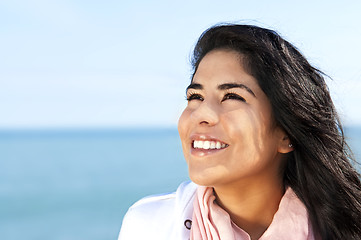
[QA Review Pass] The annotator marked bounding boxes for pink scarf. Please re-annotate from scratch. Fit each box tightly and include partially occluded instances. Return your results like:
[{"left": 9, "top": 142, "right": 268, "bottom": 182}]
[{"left": 190, "top": 186, "right": 316, "bottom": 240}]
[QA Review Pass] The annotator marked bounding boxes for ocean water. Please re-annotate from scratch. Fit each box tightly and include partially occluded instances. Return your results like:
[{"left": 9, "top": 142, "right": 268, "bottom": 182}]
[
  {"left": 0, "top": 127, "right": 360, "bottom": 240},
  {"left": 0, "top": 128, "right": 189, "bottom": 240}
]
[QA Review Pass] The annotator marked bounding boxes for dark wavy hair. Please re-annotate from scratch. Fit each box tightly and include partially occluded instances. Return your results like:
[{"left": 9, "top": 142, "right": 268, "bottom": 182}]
[{"left": 191, "top": 24, "right": 361, "bottom": 239}]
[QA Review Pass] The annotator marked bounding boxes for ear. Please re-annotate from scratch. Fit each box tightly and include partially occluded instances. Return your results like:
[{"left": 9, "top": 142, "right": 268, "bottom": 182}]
[{"left": 277, "top": 130, "right": 294, "bottom": 154}]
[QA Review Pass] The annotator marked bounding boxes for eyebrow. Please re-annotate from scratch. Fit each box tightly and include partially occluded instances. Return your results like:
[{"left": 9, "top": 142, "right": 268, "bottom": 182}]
[
  {"left": 186, "top": 83, "right": 203, "bottom": 91},
  {"left": 186, "top": 82, "right": 256, "bottom": 98},
  {"left": 218, "top": 83, "right": 256, "bottom": 97}
]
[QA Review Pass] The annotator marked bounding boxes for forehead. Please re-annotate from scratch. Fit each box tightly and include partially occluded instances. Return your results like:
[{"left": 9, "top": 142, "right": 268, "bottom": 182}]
[{"left": 192, "top": 50, "right": 260, "bottom": 91}]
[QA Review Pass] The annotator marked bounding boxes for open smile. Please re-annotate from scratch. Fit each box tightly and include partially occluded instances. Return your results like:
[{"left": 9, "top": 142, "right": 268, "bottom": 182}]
[
  {"left": 190, "top": 138, "right": 229, "bottom": 157},
  {"left": 192, "top": 140, "right": 229, "bottom": 150}
]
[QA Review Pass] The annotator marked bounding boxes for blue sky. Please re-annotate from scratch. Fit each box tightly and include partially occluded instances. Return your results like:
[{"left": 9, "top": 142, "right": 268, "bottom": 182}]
[{"left": 1, "top": 0, "right": 360, "bottom": 129}]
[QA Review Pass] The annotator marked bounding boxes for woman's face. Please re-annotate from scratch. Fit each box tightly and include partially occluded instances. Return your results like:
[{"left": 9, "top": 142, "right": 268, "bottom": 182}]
[{"left": 178, "top": 50, "right": 291, "bottom": 188}]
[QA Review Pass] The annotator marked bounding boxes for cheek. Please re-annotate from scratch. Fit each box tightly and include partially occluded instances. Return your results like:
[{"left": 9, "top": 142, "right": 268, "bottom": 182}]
[
  {"left": 178, "top": 108, "right": 191, "bottom": 142},
  {"left": 221, "top": 109, "right": 250, "bottom": 136},
  {"left": 222, "top": 109, "right": 266, "bottom": 151}
]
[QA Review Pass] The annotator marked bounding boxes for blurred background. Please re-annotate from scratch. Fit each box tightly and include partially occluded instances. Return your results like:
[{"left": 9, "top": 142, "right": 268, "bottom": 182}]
[{"left": 1, "top": 0, "right": 360, "bottom": 239}]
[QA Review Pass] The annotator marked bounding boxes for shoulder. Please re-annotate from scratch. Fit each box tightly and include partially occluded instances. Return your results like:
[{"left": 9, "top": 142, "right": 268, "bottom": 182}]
[
  {"left": 118, "top": 181, "right": 197, "bottom": 240},
  {"left": 261, "top": 187, "right": 317, "bottom": 240},
  {"left": 124, "top": 181, "right": 197, "bottom": 220}
]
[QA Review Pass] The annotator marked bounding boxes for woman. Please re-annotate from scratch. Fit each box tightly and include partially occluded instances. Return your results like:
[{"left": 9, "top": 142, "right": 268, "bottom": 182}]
[{"left": 119, "top": 24, "right": 361, "bottom": 240}]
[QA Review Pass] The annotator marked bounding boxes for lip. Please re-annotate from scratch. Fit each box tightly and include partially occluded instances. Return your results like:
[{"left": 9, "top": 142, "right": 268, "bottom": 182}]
[
  {"left": 189, "top": 133, "right": 229, "bottom": 157},
  {"left": 190, "top": 133, "right": 228, "bottom": 143}
]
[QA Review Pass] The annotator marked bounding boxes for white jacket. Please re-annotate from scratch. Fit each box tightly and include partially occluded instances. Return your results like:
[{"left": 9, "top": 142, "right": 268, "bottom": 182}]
[
  {"left": 119, "top": 181, "right": 316, "bottom": 240},
  {"left": 118, "top": 181, "right": 197, "bottom": 240}
]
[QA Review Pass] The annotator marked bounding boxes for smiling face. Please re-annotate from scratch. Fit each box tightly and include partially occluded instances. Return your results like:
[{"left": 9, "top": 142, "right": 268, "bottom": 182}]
[{"left": 178, "top": 50, "right": 292, "bottom": 188}]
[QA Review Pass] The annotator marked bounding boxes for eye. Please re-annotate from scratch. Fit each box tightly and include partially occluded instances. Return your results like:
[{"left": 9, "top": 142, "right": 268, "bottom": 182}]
[
  {"left": 222, "top": 93, "right": 246, "bottom": 102},
  {"left": 186, "top": 93, "right": 204, "bottom": 101}
]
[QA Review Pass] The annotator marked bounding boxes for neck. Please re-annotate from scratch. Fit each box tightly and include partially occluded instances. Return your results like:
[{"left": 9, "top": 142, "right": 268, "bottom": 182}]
[{"left": 213, "top": 177, "right": 284, "bottom": 240}]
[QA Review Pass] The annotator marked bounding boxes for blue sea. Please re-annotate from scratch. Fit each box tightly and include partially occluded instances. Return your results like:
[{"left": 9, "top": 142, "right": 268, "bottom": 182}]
[{"left": 1, "top": 127, "right": 360, "bottom": 240}]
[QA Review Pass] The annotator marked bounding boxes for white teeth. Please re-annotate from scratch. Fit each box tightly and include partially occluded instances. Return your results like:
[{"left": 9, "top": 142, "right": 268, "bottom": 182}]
[
  {"left": 203, "top": 141, "right": 210, "bottom": 149},
  {"left": 193, "top": 140, "right": 228, "bottom": 150}
]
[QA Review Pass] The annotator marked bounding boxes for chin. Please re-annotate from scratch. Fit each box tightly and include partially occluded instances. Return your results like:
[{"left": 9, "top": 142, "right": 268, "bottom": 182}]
[{"left": 188, "top": 168, "right": 220, "bottom": 187}]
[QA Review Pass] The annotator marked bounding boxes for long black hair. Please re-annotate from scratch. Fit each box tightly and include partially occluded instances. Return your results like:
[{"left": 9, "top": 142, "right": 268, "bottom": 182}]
[{"left": 191, "top": 24, "right": 361, "bottom": 239}]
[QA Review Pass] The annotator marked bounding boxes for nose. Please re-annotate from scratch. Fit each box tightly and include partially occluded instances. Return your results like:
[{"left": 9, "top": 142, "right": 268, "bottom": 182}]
[{"left": 191, "top": 101, "right": 219, "bottom": 126}]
